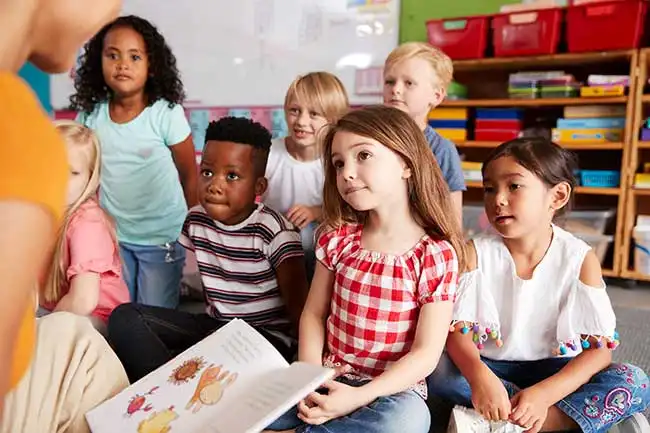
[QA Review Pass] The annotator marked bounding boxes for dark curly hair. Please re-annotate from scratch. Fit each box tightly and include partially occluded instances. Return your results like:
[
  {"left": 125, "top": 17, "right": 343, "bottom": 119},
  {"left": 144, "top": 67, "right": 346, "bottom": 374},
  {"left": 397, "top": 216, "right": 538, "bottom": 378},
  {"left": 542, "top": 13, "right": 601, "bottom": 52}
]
[
  {"left": 70, "top": 15, "right": 185, "bottom": 113},
  {"left": 204, "top": 117, "right": 272, "bottom": 177}
]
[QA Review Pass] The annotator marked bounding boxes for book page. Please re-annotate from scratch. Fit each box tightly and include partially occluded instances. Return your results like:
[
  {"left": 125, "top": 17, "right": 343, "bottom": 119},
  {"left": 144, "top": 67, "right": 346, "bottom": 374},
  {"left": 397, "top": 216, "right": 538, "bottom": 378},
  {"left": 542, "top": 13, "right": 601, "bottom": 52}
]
[
  {"left": 205, "top": 362, "right": 335, "bottom": 433},
  {"left": 86, "top": 319, "right": 289, "bottom": 433}
]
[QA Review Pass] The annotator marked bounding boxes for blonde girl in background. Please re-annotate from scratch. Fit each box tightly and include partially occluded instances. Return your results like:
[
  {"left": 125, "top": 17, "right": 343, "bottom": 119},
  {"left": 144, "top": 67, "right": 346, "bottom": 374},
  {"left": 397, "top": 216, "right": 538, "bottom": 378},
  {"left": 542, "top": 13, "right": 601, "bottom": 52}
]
[
  {"left": 262, "top": 71, "right": 349, "bottom": 280},
  {"left": 39, "top": 121, "right": 130, "bottom": 334},
  {"left": 265, "top": 105, "right": 464, "bottom": 433}
]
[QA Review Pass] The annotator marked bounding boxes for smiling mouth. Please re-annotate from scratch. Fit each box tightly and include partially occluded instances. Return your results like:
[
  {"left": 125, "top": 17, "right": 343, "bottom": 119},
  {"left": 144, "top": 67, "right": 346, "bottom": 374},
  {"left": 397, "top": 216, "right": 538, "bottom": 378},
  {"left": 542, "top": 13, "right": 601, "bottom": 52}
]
[
  {"left": 345, "top": 187, "right": 366, "bottom": 195},
  {"left": 114, "top": 74, "right": 131, "bottom": 80}
]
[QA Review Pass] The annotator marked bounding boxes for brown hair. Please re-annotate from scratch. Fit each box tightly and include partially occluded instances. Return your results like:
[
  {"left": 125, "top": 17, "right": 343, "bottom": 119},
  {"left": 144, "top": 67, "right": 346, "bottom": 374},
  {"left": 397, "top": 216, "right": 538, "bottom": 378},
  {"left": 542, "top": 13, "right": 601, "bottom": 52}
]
[
  {"left": 482, "top": 137, "right": 579, "bottom": 217},
  {"left": 384, "top": 42, "right": 454, "bottom": 90},
  {"left": 284, "top": 71, "right": 350, "bottom": 123},
  {"left": 320, "top": 105, "right": 465, "bottom": 269},
  {"left": 42, "top": 120, "right": 118, "bottom": 304}
]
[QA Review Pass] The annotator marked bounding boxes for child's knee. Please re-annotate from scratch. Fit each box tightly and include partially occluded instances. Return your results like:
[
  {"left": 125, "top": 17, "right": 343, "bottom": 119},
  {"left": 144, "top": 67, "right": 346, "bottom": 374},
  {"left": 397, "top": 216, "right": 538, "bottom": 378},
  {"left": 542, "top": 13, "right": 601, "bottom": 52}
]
[
  {"left": 379, "top": 393, "right": 430, "bottom": 433},
  {"left": 107, "top": 303, "right": 140, "bottom": 337}
]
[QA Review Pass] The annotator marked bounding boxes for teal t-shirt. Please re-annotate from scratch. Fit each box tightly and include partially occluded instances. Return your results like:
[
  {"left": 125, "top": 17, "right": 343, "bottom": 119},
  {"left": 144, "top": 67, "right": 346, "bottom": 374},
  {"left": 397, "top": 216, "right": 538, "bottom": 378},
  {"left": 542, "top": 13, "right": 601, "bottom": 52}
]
[{"left": 77, "top": 99, "right": 191, "bottom": 245}]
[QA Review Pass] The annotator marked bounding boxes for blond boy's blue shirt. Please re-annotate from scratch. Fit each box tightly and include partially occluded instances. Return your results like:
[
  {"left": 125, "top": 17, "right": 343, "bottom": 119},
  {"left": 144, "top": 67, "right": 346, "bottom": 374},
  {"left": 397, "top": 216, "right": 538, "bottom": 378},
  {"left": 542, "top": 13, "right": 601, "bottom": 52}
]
[
  {"left": 424, "top": 125, "right": 466, "bottom": 192},
  {"left": 77, "top": 99, "right": 191, "bottom": 245}
]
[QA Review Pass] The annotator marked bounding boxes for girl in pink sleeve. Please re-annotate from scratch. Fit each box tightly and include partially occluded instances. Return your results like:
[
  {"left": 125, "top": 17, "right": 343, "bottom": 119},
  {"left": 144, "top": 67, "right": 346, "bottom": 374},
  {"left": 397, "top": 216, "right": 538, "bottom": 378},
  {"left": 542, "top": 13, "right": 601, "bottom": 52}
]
[{"left": 39, "top": 121, "right": 129, "bottom": 332}]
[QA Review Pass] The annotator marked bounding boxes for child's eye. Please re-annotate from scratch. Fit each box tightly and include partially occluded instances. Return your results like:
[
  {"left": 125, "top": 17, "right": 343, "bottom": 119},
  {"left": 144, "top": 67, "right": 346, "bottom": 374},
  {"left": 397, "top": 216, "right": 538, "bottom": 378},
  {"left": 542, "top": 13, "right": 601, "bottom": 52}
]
[
  {"left": 384, "top": 79, "right": 395, "bottom": 86},
  {"left": 509, "top": 183, "right": 522, "bottom": 191},
  {"left": 483, "top": 186, "right": 494, "bottom": 194},
  {"left": 288, "top": 108, "right": 300, "bottom": 115},
  {"left": 226, "top": 172, "right": 240, "bottom": 181},
  {"left": 309, "top": 111, "right": 321, "bottom": 118},
  {"left": 106, "top": 52, "right": 118, "bottom": 60},
  {"left": 70, "top": 170, "right": 80, "bottom": 176},
  {"left": 201, "top": 169, "right": 213, "bottom": 178},
  {"left": 405, "top": 80, "right": 414, "bottom": 87},
  {"left": 132, "top": 54, "right": 142, "bottom": 61},
  {"left": 358, "top": 151, "right": 371, "bottom": 161},
  {"left": 332, "top": 160, "right": 344, "bottom": 170}
]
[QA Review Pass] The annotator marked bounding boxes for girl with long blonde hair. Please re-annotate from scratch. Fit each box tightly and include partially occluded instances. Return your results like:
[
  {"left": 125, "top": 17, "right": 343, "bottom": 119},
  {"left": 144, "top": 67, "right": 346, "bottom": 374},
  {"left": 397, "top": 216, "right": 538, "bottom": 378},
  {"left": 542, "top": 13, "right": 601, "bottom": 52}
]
[
  {"left": 40, "top": 120, "right": 129, "bottom": 331},
  {"left": 265, "top": 105, "right": 464, "bottom": 433}
]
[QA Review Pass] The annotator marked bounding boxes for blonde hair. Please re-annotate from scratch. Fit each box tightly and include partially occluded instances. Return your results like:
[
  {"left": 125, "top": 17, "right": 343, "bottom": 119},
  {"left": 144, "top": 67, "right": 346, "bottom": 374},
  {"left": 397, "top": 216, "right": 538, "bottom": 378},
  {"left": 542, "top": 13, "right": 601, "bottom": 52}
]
[
  {"left": 284, "top": 72, "right": 350, "bottom": 123},
  {"left": 42, "top": 120, "right": 115, "bottom": 304},
  {"left": 385, "top": 42, "right": 454, "bottom": 90},
  {"left": 320, "top": 105, "right": 465, "bottom": 269}
]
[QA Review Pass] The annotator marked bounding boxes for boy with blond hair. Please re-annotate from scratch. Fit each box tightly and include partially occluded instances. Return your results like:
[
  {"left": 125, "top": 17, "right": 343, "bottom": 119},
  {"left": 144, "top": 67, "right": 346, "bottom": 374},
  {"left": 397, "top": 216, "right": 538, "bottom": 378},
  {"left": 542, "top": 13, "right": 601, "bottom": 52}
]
[{"left": 384, "top": 42, "right": 465, "bottom": 223}]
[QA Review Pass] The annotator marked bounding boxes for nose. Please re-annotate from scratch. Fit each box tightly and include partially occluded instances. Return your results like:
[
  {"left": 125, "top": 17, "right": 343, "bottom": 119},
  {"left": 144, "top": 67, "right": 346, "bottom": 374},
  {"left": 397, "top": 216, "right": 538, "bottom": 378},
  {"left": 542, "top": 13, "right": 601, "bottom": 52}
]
[
  {"left": 391, "top": 81, "right": 403, "bottom": 96},
  {"left": 207, "top": 177, "right": 224, "bottom": 195},
  {"left": 296, "top": 110, "right": 309, "bottom": 126},
  {"left": 341, "top": 162, "right": 357, "bottom": 181},
  {"left": 117, "top": 59, "right": 129, "bottom": 71},
  {"left": 495, "top": 190, "right": 508, "bottom": 207}
]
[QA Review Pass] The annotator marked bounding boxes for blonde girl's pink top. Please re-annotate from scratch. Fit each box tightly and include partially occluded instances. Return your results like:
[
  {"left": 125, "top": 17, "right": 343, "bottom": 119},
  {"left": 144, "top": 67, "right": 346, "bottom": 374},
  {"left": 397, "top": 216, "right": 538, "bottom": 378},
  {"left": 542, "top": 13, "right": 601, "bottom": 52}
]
[{"left": 43, "top": 199, "right": 130, "bottom": 322}]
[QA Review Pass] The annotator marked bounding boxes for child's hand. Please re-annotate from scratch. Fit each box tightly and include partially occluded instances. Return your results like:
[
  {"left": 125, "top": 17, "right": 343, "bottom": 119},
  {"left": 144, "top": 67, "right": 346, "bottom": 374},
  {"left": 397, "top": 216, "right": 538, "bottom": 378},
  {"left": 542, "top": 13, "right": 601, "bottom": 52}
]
[
  {"left": 287, "top": 205, "right": 317, "bottom": 229},
  {"left": 509, "top": 387, "right": 550, "bottom": 433},
  {"left": 470, "top": 364, "right": 512, "bottom": 421},
  {"left": 297, "top": 380, "right": 370, "bottom": 425}
]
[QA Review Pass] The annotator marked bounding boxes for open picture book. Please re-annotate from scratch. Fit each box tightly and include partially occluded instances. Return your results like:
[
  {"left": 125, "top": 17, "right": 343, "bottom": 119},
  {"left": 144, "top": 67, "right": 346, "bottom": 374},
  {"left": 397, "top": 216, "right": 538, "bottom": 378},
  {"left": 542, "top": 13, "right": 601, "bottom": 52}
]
[{"left": 86, "top": 318, "right": 335, "bottom": 433}]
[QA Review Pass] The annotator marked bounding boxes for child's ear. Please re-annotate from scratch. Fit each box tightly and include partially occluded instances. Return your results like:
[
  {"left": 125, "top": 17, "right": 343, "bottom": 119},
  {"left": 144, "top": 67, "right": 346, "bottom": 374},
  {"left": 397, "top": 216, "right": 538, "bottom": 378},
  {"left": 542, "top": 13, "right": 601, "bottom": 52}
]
[
  {"left": 430, "top": 85, "right": 447, "bottom": 108},
  {"left": 550, "top": 181, "right": 571, "bottom": 212},
  {"left": 255, "top": 177, "right": 268, "bottom": 197},
  {"left": 402, "top": 166, "right": 412, "bottom": 179}
]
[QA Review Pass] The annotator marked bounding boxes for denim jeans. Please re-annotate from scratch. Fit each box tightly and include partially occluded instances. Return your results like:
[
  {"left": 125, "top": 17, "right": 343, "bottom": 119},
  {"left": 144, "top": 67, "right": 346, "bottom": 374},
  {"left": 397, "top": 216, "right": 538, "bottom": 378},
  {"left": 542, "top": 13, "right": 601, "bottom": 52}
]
[
  {"left": 107, "top": 303, "right": 296, "bottom": 383},
  {"left": 119, "top": 240, "right": 185, "bottom": 308},
  {"left": 266, "top": 377, "right": 431, "bottom": 433},
  {"left": 427, "top": 354, "right": 650, "bottom": 433},
  {"left": 301, "top": 222, "right": 317, "bottom": 283}
]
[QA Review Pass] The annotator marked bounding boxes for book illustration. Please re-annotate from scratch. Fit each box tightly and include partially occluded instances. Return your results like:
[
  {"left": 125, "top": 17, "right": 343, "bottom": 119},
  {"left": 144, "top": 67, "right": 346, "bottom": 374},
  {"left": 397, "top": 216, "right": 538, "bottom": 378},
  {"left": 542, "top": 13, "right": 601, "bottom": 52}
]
[
  {"left": 125, "top": 386, "right": 159, "bottom": 417},
  {"left": 168, "top": 356, "right": 207, "bottom": 386},
  {"left": 185, "top": 364, "right": 238, "bottom": 414},
  {"left": 136, "top": 406, "right": 179, "bottom": 433}
]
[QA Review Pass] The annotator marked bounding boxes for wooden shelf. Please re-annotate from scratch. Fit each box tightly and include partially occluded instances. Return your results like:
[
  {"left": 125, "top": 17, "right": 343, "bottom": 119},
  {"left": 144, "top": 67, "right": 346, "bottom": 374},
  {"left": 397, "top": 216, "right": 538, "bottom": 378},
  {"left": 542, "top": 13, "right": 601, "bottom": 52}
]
[
  {"left": 441, "top": 97, "right": 627, "bottom": 107},
  {"left": 621, "top": 271, "right": 650, "bottom": 282},
  {"left": 638, "top": 142, "right": 650, "bottom": 149},
  {"left": 641, "top": 95, "right": 650, "bottom": 103},
  {"left": 602, "top": 268, "right": 617, "bottom": 278},
  {"left": 456, "top": 141, "right": 624, "bottom": 150},
  {"left": 465, "top": 181, "right": 621, "bottom": 195},
  {"left": 633, "top": 188, "right": 650, "bottom": 196},
  {"left": 453, "top": 51, "right": 635, "bottom": 71}
]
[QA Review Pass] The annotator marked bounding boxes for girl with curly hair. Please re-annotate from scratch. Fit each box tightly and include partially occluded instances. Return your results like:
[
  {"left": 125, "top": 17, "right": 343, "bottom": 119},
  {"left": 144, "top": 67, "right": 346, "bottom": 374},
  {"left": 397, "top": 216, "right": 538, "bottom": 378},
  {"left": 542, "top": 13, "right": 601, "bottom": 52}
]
[{"left": 71, "top": 15, "right": 198, "bottom": 309}]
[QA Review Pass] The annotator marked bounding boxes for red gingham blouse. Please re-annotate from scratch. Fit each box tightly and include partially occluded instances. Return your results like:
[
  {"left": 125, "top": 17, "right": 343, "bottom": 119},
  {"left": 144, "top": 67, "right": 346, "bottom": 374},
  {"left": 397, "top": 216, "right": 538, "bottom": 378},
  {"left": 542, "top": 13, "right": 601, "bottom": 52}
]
[{"left": 316, "top": 223, "right": 459, "bottom": 398}]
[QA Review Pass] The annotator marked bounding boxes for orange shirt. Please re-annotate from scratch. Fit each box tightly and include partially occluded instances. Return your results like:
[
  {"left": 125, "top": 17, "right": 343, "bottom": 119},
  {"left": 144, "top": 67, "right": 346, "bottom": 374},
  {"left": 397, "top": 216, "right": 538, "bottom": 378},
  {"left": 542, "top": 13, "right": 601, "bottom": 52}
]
[{"left": 0, "top": 72, "right": 67, "bottom": 389}]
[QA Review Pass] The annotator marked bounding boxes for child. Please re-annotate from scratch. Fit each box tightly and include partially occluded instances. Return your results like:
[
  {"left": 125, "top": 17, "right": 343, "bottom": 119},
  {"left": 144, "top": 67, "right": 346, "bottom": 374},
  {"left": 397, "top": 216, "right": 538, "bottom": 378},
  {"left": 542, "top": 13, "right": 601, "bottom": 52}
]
[
  {"left": 262, "top": 71, "right": 349, "bottom": 280},
  {"left": 72, "top": 15, "right": 198, "bottom": 309},
  {"left": 427, "top": 138, "right": 650, "bottom": 433},
  {"left": 0, "top": 0, "right": 128, "bottom": 430},
  {"left": 264, "top": 105, "right": 465, "bottom": 433},
  {"left": 108, "top": 117, "right": 309, "bottom": 382},
  {"left": 39, "top": 121, "right": 130, "bottom": 334},
  {"left": 383, "top": 42, "right": 465, "bottom": 225}
]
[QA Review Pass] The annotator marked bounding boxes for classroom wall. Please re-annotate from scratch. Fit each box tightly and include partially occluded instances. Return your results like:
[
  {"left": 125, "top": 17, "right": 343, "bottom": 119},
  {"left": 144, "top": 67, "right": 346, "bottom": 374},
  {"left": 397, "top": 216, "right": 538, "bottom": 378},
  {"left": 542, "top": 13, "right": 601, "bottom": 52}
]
[{"left": 399, "top": 0, "right": 521, "bottom": 43}]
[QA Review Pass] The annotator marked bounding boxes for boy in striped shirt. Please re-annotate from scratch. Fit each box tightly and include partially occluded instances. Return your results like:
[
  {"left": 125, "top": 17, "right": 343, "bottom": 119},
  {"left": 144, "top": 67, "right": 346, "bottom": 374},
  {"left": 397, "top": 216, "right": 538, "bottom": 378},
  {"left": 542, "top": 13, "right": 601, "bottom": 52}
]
[{"left": 107, "top": 117, "right": 309, "bottom": 382}]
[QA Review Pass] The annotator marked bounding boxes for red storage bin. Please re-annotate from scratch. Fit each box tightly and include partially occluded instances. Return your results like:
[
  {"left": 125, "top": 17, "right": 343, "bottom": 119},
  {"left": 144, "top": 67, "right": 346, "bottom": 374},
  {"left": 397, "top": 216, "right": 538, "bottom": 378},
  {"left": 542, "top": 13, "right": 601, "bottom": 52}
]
[
  {"left": 492, "top": 8, "right": 563, "bottom": 57},
  {"left": 475, "top": 129, "right": 521, "bottom": 141},
  {"left": 567, "top": 0, "right": 647, "bottom": 52},
  {"left": 475, "top": 119, "right": 523, "bottom": 130},
  {"left": 426, "top": 16, "right": 490, "bottom": 60}
]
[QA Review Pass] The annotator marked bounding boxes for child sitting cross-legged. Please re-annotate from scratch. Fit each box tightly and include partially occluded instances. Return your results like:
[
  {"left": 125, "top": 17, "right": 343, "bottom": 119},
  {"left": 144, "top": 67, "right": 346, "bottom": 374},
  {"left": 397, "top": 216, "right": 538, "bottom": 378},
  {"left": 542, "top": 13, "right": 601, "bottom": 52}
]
[{"left": 108, "top": 117, "right": 309, "bottom": 382}]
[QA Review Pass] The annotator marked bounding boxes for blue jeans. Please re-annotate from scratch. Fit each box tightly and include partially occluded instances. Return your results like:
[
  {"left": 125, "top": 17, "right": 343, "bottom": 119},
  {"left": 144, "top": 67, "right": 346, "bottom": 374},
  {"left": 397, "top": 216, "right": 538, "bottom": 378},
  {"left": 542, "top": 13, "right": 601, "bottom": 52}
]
[
  {"left": 266, "top": 377, "right": 430, "bottom": 433},
  {"left": 301, "top": 222, "right": 317, "bottom": 283},
  {"left": 119, "top": 241, "right": 185, "bottom": 309},
  {"left": 427, "top": 354, "right": 650, "bottom": 433}
]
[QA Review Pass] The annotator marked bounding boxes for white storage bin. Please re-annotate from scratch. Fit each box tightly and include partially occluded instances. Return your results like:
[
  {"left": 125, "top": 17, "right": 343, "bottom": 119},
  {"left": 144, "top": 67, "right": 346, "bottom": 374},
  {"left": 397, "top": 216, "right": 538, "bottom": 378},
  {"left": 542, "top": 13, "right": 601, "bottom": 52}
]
[{"left": 633, "top": 226, "right": 650, "bottom": 276}]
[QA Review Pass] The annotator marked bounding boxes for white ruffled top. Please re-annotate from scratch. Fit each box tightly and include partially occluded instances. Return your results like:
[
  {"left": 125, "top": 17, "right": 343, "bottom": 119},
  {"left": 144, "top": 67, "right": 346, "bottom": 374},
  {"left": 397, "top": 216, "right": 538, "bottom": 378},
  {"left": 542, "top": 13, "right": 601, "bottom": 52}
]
[{"left": 452, "top": 225, "right": 618, "bottom": 361}]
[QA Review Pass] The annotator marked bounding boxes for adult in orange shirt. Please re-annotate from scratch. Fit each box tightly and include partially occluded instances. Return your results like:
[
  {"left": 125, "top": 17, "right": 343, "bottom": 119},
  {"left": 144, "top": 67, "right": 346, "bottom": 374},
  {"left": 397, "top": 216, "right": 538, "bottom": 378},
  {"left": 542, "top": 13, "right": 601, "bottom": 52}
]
[{"left": 0, "top": 0, "right": 128, "bottom": 432}]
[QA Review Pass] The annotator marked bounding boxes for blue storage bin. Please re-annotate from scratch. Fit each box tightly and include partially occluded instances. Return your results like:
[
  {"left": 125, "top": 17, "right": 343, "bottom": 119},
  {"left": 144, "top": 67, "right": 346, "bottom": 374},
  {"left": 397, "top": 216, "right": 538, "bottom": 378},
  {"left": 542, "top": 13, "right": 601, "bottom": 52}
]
[
  {"left": 580, "top": 170, "right": 620, "bottom": 188},
  {"left": 428, "top": 119, "right": 467, "bottom": 128},
  {"left": 557, "top": 117, "right": 626, "bottom": 129},
  {"left": 475, "top": 108, "right": 524, "bottom": 120}
]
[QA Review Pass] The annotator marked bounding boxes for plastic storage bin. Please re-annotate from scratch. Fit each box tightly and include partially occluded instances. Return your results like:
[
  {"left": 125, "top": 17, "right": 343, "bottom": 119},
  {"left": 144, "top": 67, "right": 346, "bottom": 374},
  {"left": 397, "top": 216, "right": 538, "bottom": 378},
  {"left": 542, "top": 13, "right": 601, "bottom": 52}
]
[
  {"left": 633, "top": 226, "right": 650, "bottom": 275},
  {"left": 492, "top": 8, "right": 563, "bottom": 57},
  {"left": 562, "top": 209, "right": 616, "bottom": 235},
  {"left": 567, "top": 0, "right": 648, "bottom": 53},
  {"left": 573, "top": 233, "right": 613, "bottom": 264},
  {"left": 426, "top": 15, "right": 490, "bottom": 60},
  {"left": 462, "top": 204, "right": 494, "bottom": 238},
  {"left": 579, "top": 170, "right": 620, "bottom": 188}
]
